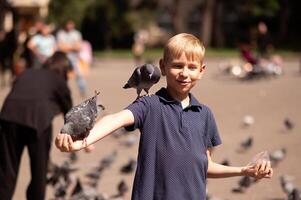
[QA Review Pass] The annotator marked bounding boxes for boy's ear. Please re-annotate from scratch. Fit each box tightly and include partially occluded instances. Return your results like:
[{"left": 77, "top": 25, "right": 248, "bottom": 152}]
[
  {"left": 198, "top": 64, "right": 206, "bottom": 79},
  {"left": 159, "top": 59, "right": 166, "bottom": 76}
]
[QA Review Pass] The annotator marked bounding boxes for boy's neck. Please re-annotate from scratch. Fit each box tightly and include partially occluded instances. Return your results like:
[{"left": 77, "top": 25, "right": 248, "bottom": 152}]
[
  {"left": 180, "top": 96, "right": 190, "bottom": 109},
  {"left": 166, "top": 87, "right": 190, "bottom": 108}
]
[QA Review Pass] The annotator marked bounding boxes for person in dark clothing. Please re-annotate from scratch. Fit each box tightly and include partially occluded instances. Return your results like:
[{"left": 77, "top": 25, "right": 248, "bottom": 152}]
[
  {"left": 0, "top": 51, "right": 73, "bottom": 200},
  {"left": 257, "top": 21, "right": 272, "bottom": 58},
  {"left": 0, "top": 28, "right": 18, "bottom": 86}
]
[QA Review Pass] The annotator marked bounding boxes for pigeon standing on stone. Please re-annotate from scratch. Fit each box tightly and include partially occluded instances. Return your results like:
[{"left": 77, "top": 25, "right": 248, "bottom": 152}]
[
  {"left": 123, "top": 63, "right": 161, "bottom": 98},
  {"left": 60, "top": 91, "right": 105, "bottom": 145}
]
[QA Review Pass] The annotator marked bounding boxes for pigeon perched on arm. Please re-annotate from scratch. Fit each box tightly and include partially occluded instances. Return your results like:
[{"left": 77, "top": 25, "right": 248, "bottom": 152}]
[
  {"left": 123, "top": 63, "right": 161, "bottom": 98},
  {"left": 60, "top": 91, "right": 105, "bottom": 146}
]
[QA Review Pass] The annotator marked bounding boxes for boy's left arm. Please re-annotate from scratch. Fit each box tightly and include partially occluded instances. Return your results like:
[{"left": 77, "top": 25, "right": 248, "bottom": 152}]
[{"left": 206, "top": 148, "right": 273, "bottom": 179}]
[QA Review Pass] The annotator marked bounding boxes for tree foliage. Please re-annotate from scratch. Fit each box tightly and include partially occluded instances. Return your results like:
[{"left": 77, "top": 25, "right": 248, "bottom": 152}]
[
  {"left": 45, "top": 0, "right": 299, "bottom": 49},
  {"left": 47, "top": 0, "right": 91, "bottom": 27}
]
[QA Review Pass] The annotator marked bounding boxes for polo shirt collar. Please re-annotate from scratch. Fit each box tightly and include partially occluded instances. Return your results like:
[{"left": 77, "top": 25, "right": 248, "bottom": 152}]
[{"left": 156, "top": 88, "right": 202, "bottom": 109}]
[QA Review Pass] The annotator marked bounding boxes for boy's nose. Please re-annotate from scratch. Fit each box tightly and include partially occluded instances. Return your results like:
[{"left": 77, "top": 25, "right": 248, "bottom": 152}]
[{"left": 180, "top": 67, "right": 189, "bottom": 77}]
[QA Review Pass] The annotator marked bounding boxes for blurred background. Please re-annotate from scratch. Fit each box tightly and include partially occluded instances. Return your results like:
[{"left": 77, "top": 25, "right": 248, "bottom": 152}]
[
  {"left": 0, "top": 0, "right": 301, "bottom": 200},
  {"left": 1, "top": 0, "right": 301, "bottom": 51}
]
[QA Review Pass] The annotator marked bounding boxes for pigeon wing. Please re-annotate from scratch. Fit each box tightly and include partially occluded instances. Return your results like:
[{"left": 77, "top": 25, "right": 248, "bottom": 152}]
[
  {"left": 152, "top": 65, "right": 161, "bottom": 83},
  {"left": 124, "top": 66, "right": 141, "bottom": 88}
]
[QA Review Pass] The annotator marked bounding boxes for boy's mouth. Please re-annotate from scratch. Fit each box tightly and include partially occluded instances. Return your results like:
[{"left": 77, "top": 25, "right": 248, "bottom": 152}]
[{"left": 177, "top": 80, "right": 191, "bottom": 85}]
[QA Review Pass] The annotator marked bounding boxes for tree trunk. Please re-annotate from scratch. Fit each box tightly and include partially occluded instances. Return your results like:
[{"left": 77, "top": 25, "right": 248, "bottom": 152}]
[
  {"left": 172, "top": 0, "right": 187, "bottom": 33},
  {"left": 277, "top": 0, "right": 289, "bottom": 44},
  {"left": 201, "top": 0, "right": 216, "bottom": 46},
  {"left": 213, "top": 0, "right": 224, "bottom": 47}
]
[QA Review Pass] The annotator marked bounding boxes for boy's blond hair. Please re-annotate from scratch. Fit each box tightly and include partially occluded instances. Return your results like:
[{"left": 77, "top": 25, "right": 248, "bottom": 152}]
[{"left": 163, "top": 33, "right": 205, "bottom": 64}]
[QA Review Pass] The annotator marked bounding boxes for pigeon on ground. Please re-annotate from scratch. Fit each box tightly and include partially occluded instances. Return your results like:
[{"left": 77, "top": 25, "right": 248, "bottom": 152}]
[
  {"left": 111, "top": 180, "right": 128, "bottom": 198},
  {"left": 239, "top": 136, "right": 253, "bottom": 151},
  {"left": 284, "top": 117, "right": 295, "bottom": 131},
  {"left": 61, "top": 91, "right": 105, "bottom": 145},
  {"left": 54, "top": 183, "right": 67, "bottom": 198},
  {"left": 112, "top": 127, "right": 129, "bottom": 138},
  {"left": 47, "top": 161, "right": 78, "bottom": 187},
  {"left": 71, "top": 178, "right": 83, "bottom": 197},
  {"left": 99, "top": 150, "right": 118, "bottom": 169},
  {"left": 121, "top": 134, "right": 138, "bottom": 147},
  {"left": 280, "top": 175, "right": 295, "bottom": 195},
  {"left": 86, "top": 170, "right": 101, "bottom": 181},
  {"left": 68, "top": 152, "right": 78, "bottom": 163},
  {"left": 70, "top": 178, "right": 106, "bottom": 200},
  {"left": 220, "top": 159, "right": 230, "bottom": 166},
  {"left": 232, "top": 176, "right": 253, "bottom": 193},
  {"left": 117, "top": 180, "right": 128, "bottom": 197},
  {"left": 270, "top": 148, "right": 286, "bottom": 166},
  {"left": 288, "top": 188, "right": 301, "bottom": 200},
  {"left": 242, "top": 115, "right": 255, "bottom": 127},
  {"left": 123, "top": 63, "right": 161, "bottom": 98},
  {"left": 120, "top": 158, "right": 137, "bottom": 174}
]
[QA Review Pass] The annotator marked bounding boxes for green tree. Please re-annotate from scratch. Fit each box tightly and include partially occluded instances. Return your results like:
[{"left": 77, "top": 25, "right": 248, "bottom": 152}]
[
  {"left": 81, "top": 0, "right": 133, "bottom": 49},
  {"left": 47, "top": 0, "right": 92, "bottom": 27}
]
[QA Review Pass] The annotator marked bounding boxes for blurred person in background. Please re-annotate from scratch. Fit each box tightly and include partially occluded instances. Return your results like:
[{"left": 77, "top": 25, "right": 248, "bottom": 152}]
[
  {"left": 57, "top": 20, "right": 87, "bottom": 97},
  {"left": 0, "top": 51, "right": 73, "bottom": 200},
  {"left": 132, "top": 29, "right": 149, "bottom": 66},
  {"left": 256, "top": 21, "right": 272, "bottom": 59},
  {"left": 21, "top": 20, "right": 46, "bottom": 70},
  {"left": 27, "top": 23, "right": 57, "bottom": 68},
  {"left": 0, "top": 27, "right": 18, "bottom": 86}
]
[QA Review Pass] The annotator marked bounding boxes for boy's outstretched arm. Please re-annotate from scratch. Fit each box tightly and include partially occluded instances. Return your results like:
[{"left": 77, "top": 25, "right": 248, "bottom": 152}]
[
  {"left": 55, "top": 109, "right": 134, "bottom": 152},
  {"left": 206, "top": 148, "right": 273, "bottom": 179}
]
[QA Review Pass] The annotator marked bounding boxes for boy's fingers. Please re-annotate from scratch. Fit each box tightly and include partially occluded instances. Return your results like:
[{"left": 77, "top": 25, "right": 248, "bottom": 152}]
[
  {"left": 264, "top": 161, "right": 272, "bottom": 174},
  {"left": 55, "top": 134, "right": 64, "bottom": 149},
  {"left": 258, "top": 160, "right": 266, "bottom": 174},
  {"left": 68, "top": 136, "right": 73, "bottom": 150},
  {"left": 62, "top": 135, "right": 70, "bottom": 152},
  {"left": 266, "top": 167, "right": 273, "bottom": 178}
]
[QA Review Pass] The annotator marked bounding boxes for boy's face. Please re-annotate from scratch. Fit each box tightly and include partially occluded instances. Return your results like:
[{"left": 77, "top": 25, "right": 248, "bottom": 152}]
[{"left": 160, "top": 52, "right": 205, "bottom": 98}]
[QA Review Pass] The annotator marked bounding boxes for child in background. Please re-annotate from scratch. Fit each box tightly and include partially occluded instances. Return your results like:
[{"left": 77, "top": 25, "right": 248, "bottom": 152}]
[{"left": 55, "top": 33, "right": 273, "bottom": 200}]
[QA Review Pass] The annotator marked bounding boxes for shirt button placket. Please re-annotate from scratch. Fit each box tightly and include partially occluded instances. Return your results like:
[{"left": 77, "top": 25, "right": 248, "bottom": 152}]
[{"left": 180, "top": 109, "right": 188, "bottom": 134}]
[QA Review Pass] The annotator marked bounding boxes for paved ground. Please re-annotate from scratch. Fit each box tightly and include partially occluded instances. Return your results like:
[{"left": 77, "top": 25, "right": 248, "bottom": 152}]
[{"left": 1, "top": 56, "right": 300, "bottom": 200}]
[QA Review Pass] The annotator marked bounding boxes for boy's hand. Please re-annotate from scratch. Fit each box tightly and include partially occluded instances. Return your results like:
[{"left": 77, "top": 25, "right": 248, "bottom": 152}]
[
  {"left": 55, "top": 133, "right": 84, "bottom": 152},
  {"left": 242, "top": 159, "right": 273, "bottom": 179}
]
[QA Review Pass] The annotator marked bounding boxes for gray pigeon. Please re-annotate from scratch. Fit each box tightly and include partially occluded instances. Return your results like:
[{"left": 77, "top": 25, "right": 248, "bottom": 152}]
[
  {"left": 123, "top": 63, "right": 161, "bottom": 98},
  {"left": 60, "top": 91, "right": 105, "bottom": 143}
]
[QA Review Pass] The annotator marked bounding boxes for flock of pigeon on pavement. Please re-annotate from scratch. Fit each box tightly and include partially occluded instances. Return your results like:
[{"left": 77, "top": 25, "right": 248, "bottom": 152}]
[
  {"left": 46, "top": 63, "right": 300, "bottom": 199},
  {"left": 206, "top": 115, "right": 300, "bottom": 200}
]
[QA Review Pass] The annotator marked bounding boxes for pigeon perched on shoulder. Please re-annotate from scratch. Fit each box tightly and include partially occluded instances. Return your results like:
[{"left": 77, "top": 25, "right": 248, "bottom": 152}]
[
  {"left": 123, "top": 63, "right": 161, "bottom": 98},
  {"left": 60, "top": 91, "right": 105, "bottom": 145}
]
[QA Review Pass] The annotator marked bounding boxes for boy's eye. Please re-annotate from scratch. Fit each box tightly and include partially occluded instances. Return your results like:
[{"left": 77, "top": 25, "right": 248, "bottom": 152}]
[
  {"left": 172, "top": 64, "right": 183, "bottom": 69},
  {"left": 188, "top": 65, "right": 198, "bottom": 70}
]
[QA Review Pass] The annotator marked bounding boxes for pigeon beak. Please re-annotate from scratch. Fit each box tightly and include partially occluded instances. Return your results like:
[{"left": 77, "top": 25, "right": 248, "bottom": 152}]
[{"left": 149, "top": 74, "right": 152, "bottom": 79}]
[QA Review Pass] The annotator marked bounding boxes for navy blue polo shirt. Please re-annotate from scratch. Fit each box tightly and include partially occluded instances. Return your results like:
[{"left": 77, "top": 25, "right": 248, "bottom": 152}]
[{"left": 125, "top": 88, "right": 221, "bottom": 200}]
